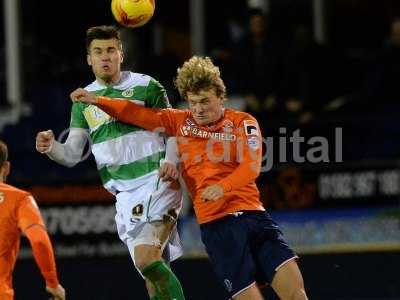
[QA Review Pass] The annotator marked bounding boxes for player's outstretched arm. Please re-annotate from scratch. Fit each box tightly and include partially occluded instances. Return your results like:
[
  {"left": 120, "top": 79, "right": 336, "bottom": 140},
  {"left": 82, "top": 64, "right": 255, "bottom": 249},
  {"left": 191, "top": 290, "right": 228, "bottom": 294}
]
[
  {"left": 36, "top": 128, "right": 88, "bottom": 168},
  {"left": 70, "top": 88, "right": 177, "bottom": 135},
  {"left": 25, "top": 225, "right": 66, "bottom": 299}
]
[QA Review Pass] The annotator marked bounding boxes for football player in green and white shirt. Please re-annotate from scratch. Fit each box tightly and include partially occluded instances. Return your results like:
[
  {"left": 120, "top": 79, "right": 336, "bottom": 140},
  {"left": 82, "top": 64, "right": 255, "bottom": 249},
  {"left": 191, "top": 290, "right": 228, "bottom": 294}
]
[{"left": 35, "top": 26, "right": 185, "bottom": 300}]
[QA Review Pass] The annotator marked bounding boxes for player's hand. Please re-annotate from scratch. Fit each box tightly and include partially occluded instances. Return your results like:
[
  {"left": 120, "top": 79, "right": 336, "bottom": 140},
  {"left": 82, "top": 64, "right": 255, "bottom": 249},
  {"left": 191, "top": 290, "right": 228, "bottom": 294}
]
[
  {"left": 201, "top": 185, "right": 224, "bottom": 201},
  {"left": 159, "top": 161, "right": 179, "bottom": 182},
  {"left": 46, "top": 284, "right": 66, "bottom": 300},
  {"left": 70, "top": 88, "right": 97, "bottom": 104},
  {"left": 36, "top": 130, "right": 55, "bottom": 153}
]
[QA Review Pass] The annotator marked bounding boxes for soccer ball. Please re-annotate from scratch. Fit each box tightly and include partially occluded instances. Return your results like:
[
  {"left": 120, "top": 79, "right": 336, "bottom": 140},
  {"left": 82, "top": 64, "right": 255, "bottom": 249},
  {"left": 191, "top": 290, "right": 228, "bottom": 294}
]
[{"left": 111, "top": 0, "right": 155, "bottom": 28}]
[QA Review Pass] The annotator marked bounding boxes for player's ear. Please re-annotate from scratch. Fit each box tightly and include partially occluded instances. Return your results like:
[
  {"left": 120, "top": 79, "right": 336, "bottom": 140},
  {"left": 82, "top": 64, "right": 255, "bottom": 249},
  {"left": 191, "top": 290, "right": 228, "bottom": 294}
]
[
  {"left": 120, "top": 51, "right": 124, "bottom": 64},
  {"left": 1, "top": 161, "right": 10, "bottom": 181},
  {"left": 87, "top": 54, "right": 92, "bottom": 66}
]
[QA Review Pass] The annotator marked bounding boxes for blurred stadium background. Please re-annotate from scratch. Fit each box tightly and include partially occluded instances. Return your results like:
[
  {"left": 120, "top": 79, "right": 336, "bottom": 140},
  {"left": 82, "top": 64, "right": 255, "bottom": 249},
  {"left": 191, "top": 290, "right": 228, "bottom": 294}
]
[{"left": 2, "top": 0, "right": 400, "bottom": 299}]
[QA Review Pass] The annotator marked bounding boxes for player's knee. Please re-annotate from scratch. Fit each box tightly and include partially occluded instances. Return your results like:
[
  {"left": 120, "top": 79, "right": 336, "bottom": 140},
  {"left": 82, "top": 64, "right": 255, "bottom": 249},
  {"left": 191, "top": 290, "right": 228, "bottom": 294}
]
[
  {"left": 294, "top": 288, "right": 308, "bottom": 300},
  {"left": 134, "top": 245, "right": 162, "bottom": 271},
  {"left": 278, "top": 278, "right": 307, "bottom": 300},
  {"left": 289, "top": 288, "right": 308, "bottom": 300},
  {"left": 145, "top": 278, "right": 157, "bottom": 295}
]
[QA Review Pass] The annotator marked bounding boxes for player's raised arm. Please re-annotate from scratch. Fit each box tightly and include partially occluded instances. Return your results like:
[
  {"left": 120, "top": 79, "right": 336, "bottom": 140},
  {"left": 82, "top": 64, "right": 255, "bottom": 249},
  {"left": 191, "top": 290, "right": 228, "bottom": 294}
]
[
  {"left": 36, "top": 90, "right": 89, "bottom": 168},
  {"left": 36, "top": 128, "right": 88, "bottom": 168},
  {"left": 70, "top": 88, "right": 178, "bottom": 135}
]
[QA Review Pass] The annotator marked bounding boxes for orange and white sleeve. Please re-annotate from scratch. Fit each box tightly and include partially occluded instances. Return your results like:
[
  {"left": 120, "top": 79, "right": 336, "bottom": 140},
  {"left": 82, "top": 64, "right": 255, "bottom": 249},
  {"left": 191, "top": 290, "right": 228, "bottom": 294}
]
[
  {"left": 218, "top": 117, "right": 262, "bottom": 193},
  {"left": 96, "top": 96, "right": 181, "bottom": 136},
  {"left": 17, "top": 195, "right": 59, "bottom": 288}
]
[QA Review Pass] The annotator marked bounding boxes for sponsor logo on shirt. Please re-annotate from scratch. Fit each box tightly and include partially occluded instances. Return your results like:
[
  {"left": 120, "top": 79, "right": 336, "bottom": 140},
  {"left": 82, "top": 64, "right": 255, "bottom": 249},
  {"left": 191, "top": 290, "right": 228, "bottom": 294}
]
[
  {"left": 0, "top": 192, "right": 4, "bottom": 203},
  {"left": 131, "top": 204, "right": 143, "bottom": 217},
  {"left": 180, "top": 125, "right": 236, "bottom": 141},
  {"left": 83, "top": 106, "right": 111, "bottom": 129}
]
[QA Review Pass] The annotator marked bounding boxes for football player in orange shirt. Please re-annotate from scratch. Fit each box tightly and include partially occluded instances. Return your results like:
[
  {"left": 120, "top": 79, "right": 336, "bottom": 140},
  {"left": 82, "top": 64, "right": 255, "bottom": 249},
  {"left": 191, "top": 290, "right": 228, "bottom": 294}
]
[
  {"left": 70, "top": 56, "right": 308, "bottom": 300},
  {"left": 0, "top": 141, "right": 65, "bottom": 300}
]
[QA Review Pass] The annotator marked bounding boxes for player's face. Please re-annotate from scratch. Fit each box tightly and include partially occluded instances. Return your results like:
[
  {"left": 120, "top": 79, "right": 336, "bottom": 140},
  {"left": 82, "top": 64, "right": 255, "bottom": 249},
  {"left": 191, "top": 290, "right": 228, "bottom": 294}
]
[
  {"left": 87, "top": 38, "right": 123, "bottom": 85},
  {"left": 187, "top": 89, "right": 224, "bottom": 126}
]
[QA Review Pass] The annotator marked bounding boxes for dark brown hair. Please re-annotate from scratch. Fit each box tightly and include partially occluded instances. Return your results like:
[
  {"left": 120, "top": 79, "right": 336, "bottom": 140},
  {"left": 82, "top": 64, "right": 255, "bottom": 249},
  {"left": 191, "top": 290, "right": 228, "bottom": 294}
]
[{"left": 86, "top": 25, "right": 122, "bottom": 52}]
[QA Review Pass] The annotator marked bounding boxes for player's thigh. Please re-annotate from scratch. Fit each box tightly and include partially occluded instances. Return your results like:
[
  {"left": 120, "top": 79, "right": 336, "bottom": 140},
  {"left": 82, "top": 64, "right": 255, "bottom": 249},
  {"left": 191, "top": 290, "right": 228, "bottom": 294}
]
[
  {"left": 200, "top": 215, "right": 257, "bottom": 298},
  {"left": 132, "top": 221, "right": 175, "bottom": 267},
  {"left": 271, "top": 259, "right": 307, "bottom": 300},
  {"left": 248, "top": 211, "right": 298, "bottom": 285}
]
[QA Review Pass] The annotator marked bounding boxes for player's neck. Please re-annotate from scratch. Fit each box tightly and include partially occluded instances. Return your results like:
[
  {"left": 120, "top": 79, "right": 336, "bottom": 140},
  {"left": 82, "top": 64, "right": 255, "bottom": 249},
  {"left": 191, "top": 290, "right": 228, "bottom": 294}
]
[
  {"left": 97, "top": 72, "right": 122, "bottom": 87},
  {"left": 204, "top": 109, "right": 225, "bottom": 128}
]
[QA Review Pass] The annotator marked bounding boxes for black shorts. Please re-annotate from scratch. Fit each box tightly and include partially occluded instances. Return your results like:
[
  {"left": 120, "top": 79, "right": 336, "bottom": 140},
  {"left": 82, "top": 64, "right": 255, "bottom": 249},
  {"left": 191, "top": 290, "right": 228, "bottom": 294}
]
[{"left": 200, "top": 210, "right": 297, "bottom": 298}]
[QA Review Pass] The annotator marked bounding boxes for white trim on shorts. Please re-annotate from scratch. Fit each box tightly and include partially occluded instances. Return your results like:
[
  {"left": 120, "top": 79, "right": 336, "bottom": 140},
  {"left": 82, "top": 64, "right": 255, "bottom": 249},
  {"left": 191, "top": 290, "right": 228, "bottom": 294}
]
[
  {"left": 231, "top": 281, "right": 257, "bottom": 299},
  {"left": 275, "top": 255, "right": 299, "bottom": 272}
]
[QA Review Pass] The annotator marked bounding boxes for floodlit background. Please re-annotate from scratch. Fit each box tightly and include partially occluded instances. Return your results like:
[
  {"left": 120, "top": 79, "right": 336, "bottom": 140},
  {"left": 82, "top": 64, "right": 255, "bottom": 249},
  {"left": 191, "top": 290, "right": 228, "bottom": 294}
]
[{"left": 1, "top": 0, "right": 400, "bottom": 299}]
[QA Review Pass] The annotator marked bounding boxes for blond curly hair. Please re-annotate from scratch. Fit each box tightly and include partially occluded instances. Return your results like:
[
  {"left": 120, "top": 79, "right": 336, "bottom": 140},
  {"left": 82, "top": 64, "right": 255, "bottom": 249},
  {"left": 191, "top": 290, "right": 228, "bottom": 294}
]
[{"left": 174, "top": 56, "right": 226, "bottom": 100}]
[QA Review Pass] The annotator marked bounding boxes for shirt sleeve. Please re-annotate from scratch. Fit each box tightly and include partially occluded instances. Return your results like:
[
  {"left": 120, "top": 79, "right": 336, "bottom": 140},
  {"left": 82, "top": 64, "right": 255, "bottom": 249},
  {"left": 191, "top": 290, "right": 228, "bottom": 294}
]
[
  {"left": 17, "top": 194, "right": 45, "bottom": 232},
  {"left": 97, "top": 97, "right": 182, "bottom": 136},
  {"left": 164, "top": 137, "right": 180, "bottom": 165},
  {"left": 217, "top": 116, "right": 262, "bottom": 192},
  {"left": 145, "top": 78, "right": 171, "bottom": 108},
  {"left": 70, "top": 102, "right": 89, "bottom": 129},
  {"left": 25, "top": 225, "right": 59, "bottom": 288},
  {"left": 46, "top": 128, "right": 88, "bottom": 168}
]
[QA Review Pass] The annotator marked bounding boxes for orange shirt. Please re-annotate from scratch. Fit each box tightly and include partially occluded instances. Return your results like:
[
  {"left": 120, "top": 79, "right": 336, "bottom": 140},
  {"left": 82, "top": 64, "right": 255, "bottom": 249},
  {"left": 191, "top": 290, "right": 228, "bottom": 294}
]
[
  {"left": 0, "top": 183, "right": 45, "bottom": 299},
  {"left": 97, "top": 97, "right": 265, "bottom": 224}
]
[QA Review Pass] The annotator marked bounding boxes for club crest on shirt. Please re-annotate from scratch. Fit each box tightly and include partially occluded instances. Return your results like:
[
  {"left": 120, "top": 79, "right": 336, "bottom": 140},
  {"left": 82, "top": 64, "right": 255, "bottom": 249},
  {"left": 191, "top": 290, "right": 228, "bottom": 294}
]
[
  {"left": 132, "top": 204, "right": 143, "bottom": 217},
  {"left": 222, "top": 119, "right": 234, "bottom": 132},
  {"left": 121, "top": 88, "right": 134, "bottom": 98},
  {"left": 0, "top": 192, "right": 4, "bottom": 203}
]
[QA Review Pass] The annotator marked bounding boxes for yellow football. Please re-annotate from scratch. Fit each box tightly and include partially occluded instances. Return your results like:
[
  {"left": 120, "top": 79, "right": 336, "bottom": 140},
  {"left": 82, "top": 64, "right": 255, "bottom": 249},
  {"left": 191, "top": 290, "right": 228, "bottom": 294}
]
[{"left": 111, "top": 0, "right": 155, "bottom": 28}]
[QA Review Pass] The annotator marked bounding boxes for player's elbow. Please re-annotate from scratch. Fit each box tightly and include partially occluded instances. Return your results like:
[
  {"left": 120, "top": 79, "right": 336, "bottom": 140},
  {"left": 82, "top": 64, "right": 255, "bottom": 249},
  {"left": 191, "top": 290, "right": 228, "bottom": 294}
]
[
  {"left": 26, "top": 225, "right": 50, "bottom": 246},
  {"left": 30, "top": 236, "right": 48, "bottom": 250},
  {"left": 63, "top": 160, "right": 80, "bottom": 168},
  {"left": 249, "top": 161, "right": 261, "bottom": 176}
]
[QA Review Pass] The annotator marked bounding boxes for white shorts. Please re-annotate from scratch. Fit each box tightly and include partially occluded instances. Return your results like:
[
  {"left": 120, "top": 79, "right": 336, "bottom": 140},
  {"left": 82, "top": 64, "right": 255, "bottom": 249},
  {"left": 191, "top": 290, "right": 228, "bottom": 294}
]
[{"left": 115, "top": 175, "right": 183, "bottom": 264}]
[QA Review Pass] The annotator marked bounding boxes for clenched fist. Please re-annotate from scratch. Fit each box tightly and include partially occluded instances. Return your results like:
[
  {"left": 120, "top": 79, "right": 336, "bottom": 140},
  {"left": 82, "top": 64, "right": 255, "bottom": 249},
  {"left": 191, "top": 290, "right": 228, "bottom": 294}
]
[
  {"left": 159, "top": 161, "right": 179, "bottom": 182},
  {"left": 201, "top": 184, "right": 224, "bottom": 201},
  {"left": 46, "top": 284, "right": 66, "bottom": 300},
  {"left": 70, "top": 88, "right": 97, "bottom": 105},
  {"left": 36, "top": 130, "right": 55, "bottom": 153}
]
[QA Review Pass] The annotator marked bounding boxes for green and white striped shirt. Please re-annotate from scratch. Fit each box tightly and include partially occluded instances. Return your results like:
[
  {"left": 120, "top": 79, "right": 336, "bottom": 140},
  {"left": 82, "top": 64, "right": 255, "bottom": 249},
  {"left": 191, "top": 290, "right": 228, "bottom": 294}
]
[{"left": 70, "top": 71, "right": 169, "bottom": 193}]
